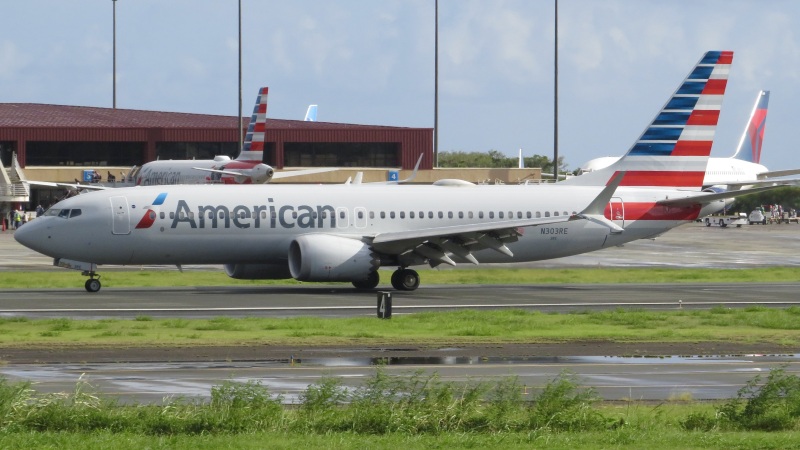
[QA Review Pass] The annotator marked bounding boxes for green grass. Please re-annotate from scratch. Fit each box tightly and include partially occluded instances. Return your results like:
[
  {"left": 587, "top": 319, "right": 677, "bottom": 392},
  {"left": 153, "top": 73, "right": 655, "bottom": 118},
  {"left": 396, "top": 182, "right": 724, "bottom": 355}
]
[
  {"left": 1, "top": 307, "right": 800, "bottom": 348},
  {"left": 1, "top": 266, "right": 799, "bottom": 288},
  {"left": 1, "top": 369, "right": 800, "bottom": 449}
]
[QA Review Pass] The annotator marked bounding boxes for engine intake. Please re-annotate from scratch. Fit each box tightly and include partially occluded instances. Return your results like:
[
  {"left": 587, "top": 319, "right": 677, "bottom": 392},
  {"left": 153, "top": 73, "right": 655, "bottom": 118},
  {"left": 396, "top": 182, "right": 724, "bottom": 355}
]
[{"left": 289, "top": 234, "right": 379, "bottom": 282}]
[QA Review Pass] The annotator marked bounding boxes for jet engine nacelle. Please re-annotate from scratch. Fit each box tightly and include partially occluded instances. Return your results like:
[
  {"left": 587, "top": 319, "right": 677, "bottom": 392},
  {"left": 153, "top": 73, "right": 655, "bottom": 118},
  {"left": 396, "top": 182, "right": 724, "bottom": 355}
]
[
  {"left": 224, "top": 263, "right": 291, "bottom": 280},
  {"left": 250, "top": 164, "right": 275, "bottom": 184},
  {"left": 288, "top": 234, "right": 379, "bottom": 282}
]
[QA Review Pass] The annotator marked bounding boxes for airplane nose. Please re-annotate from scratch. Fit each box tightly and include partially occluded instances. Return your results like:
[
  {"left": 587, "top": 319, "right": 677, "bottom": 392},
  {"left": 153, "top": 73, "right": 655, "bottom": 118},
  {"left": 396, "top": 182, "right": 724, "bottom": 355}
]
[{"left": 14, "top": 219, "right": 47, "bottom": 254}]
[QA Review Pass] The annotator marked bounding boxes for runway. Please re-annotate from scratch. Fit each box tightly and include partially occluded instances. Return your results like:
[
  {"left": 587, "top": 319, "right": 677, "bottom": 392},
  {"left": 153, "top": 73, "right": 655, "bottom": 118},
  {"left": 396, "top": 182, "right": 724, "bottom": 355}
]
[
  {"left": 1, "top": 222, "right": 799, "bottom": 403},
  {"left": 1, "top": 283, "right": 800, "bottom": 319}
]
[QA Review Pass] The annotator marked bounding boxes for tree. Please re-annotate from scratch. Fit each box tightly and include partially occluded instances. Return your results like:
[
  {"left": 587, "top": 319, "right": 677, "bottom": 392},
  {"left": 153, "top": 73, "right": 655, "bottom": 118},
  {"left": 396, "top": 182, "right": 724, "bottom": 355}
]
[{"left": 438, "top": 150, "right": 568, "bottom": 174}]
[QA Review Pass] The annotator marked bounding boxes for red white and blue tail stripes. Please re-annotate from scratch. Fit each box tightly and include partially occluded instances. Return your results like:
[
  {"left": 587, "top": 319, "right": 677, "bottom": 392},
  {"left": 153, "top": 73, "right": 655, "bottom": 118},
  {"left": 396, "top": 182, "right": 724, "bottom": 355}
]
[
  {"left": 563, "top": 51, "right": 733, "bottom": 189},
  {"left": 239, "top": 87, "right": 269, "bottom": 161},
  {"left": 733, "top": 90, "right": 769, "bottom": 164}
]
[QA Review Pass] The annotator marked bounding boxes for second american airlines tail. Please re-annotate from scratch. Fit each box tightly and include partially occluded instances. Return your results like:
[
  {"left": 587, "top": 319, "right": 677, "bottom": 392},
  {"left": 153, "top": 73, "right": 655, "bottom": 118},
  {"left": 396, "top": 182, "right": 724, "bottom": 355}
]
[{"left": 18, "top": 50, "right": 783, "bottom": 293}]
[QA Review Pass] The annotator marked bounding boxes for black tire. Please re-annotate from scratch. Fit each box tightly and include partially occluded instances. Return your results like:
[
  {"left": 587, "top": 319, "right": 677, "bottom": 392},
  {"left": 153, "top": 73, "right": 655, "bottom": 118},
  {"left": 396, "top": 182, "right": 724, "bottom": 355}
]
[
  {"left": 352, "top": 271, "right": 380, "bottom": 290},
  {"left": 705, "top": 219, "right": 711, "bottom": 227},
  {"left": 391, "top": 268, "right": 420, "bottom": 291},
  {"left": 720, "top": 219, "right": 727, "bottom": 228},
  {"left": 85, "top": 279, "right": 101, "bottom": 293}
]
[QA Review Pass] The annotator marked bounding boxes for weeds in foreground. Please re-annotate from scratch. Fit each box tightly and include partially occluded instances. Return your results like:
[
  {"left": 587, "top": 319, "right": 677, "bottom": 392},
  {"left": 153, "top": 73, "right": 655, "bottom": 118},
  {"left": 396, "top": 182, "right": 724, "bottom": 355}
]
[{"left": 0, "top": 368, "right": 798, "bottom": 436}]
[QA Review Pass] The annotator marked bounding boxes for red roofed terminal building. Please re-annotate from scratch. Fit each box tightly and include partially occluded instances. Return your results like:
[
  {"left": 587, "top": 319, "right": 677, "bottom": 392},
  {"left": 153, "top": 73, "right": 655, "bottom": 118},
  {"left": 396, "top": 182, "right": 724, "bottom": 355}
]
[{"left": 0, "top": 103, "right": 433, "bottom": 209}]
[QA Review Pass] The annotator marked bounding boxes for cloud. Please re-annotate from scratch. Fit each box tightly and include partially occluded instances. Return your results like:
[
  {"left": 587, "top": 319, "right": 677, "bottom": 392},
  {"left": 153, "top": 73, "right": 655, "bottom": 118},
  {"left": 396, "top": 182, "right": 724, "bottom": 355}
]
[{"left": 0, "top": 41, "right": 30, "bottom": 78}]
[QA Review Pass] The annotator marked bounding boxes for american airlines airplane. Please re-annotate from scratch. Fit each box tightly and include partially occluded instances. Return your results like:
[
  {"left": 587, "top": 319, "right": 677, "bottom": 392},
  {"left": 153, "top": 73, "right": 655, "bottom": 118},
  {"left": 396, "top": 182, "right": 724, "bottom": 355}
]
[
  {"left": 15, "top": 51, "right": 779, "bottom": 293},
  {"left": 579, "top": 90, "right": 799, "bottom": 190}
]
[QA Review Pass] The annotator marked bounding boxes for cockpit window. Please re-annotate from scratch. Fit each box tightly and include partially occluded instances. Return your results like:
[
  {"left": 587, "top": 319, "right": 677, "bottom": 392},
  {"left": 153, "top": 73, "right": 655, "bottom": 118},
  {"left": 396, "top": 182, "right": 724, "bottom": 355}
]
[{"left": 47, "top": 208, "right": 82, "bottom": 219}]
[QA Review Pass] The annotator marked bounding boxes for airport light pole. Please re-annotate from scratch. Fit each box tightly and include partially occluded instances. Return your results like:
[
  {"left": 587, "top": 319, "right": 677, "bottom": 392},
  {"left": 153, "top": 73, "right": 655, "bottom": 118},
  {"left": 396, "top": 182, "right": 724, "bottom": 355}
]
[
  {"left": 238, "top": 0, "right": 243, "bottom": 153},
  {"left": 434, "top": 0, "right": 439, "bottom": 167},
  {"left": 112, "top": 0, "right": 117, "bottom": 109},
  {"left": 553, "top": 0, "right": 558, "bottom": 181}
]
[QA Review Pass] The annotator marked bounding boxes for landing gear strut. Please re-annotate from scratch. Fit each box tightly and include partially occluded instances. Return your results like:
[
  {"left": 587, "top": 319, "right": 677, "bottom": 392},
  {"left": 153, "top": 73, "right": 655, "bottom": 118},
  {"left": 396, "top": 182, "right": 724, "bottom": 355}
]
[
  {"left": 391, "top": 268, "right": 420, "bottom": 291},
  {"left": 83, "top": 271, "right": 101, "bottom": 293}
]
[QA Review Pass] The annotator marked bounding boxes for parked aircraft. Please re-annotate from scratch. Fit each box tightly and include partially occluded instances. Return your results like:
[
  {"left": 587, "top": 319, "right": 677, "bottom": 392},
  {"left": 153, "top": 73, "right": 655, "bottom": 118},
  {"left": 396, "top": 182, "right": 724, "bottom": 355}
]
[
  {"left": 27, "top": 88, "right": 333, "bottom": 191},
  {"left": 579, "top": 90, "right": 798, "bottom": 189},
  {"left": 16, "top": 51, "right": 779, "bottom": 293}
]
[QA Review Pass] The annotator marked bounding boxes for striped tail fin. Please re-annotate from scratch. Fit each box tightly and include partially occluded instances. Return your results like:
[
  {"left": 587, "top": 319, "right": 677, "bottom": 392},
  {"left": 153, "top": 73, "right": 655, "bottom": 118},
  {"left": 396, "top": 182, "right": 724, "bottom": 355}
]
[
  {"left": 732, "top": 90, "right": 769, "bottom": 164},
  {"left": 563, "top": 51, "right": 733, "bottom": 189},
  {"left": 238, "top": 87, "right": 269, "bottom": 162}
]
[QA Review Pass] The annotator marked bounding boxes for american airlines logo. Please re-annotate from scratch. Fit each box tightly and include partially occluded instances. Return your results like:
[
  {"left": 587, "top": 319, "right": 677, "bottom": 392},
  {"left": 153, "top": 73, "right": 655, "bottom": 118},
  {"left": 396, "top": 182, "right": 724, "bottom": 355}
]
[
  {"left": 170, "top": 198, "right": 337, "bottom": 229},
  {"left": 135, "top": 193, "right": 168, "bottom": 229}
]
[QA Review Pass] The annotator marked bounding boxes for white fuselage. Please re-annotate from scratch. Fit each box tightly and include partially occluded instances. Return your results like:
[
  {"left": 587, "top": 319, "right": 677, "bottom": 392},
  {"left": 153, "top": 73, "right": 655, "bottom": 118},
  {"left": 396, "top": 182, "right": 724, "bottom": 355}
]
[{"left": 17, "top": 183, "right": 701, "bottom": 268}]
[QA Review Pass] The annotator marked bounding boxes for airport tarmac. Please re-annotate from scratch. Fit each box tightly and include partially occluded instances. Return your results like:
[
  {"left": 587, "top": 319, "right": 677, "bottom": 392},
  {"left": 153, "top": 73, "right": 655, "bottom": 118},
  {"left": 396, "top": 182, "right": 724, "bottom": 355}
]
[{"left": 1, "top": 222, "right": 799, "bottom": 403}]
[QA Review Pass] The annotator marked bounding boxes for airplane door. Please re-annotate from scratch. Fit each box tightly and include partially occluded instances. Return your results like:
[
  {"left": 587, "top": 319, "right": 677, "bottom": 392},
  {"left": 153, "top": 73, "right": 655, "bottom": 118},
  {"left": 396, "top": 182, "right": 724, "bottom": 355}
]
[
  {"left": 110, "top": 196, "right": 131, "bottom": 235},
  {"left": 354, "top": 207, "right": 367, "bottom": 229},
  {"left": 336, "top": 207, "right": 349, "bottom": 229},
  {"left": 608, "top": 197, "right": 624, "bottom": 229}
]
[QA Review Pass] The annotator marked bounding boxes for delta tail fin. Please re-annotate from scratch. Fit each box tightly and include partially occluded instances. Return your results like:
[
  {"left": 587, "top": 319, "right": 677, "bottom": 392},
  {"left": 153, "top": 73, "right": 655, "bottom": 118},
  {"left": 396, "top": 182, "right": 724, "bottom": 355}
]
[
  {"left": 731, "top": 90, "right": 769, "bottom": 164},
  {"left": 562, "top": 51, "right": 733, "bottom": 189},
  {"left": 238, "top": 87, "right": 269, "bottom": 162}
]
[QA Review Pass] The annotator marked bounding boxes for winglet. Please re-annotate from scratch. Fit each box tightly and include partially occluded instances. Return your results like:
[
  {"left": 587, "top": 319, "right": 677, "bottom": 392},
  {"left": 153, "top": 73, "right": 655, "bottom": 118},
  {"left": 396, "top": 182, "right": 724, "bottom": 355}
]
[{"left": 392, "top": 155, "right": 424, "bottom": 184}]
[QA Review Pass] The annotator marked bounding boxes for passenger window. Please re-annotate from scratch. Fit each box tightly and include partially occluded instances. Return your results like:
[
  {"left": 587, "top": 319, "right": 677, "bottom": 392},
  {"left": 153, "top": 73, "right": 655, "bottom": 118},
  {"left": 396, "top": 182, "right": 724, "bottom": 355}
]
[
  {"left": 517, "top": 212, "right": 522, "bottom": 219},
  {"left": 291, "top": 211, "right": 298, "bottom": 219},
  {"left": 419, "top": 211, "right": 424, "bottom": 218},
  {"left": 358, "top": 211, "right": 364, "bottom": 219},
  {"left": 554, "top": 211, "right": 559, "bottom": 217},
  {"left": 170, "top": 212, "right": 175, "bottom": 219},
  {"left": 390, "top": 212, "right": 396, "bottom": 219},
  {"left": 380, "top": 211, "right": 386, "bottom": 219},
  {"left": 526, "top": 211, "right": 531, "bottom": 219},
  {"left": 369, "top": 212, "right": 375, "bottom": 219},
  {"left": 468, "top": 211, "right": 474, "bottom": 219},
  {"left": 448, "top": 212, "right": 453, "bottom": 219},
  {"left": 545, "top": 212, "right": 550, "bottom": 217},
  {"left": 160, "top": 212, "right": 165, "bottom": 219},
  {"left": 409, "top": 211, "right": 414, "bottom": 219},
  {"left": 536, "top": 212, "right": 541, "bottom": 218},
  {"left": 262, "top": 211, "right": 267, "bottom": 219},
  {"left": 499, "top": 212, "right": 504, "bottom": 219},
  {"left": 70, "top": 209, "right": 82, "bottom": 218},
  {"left": 479, "top": 211, "right": 484, "bottom": 219},
  {"left": 428, "top": 211, "right": 433, "bottom": 219},
  {"left": 220, "top": 211, "right": 226, "bottom": 219},
  {"left": 400, "top": 211, "right": 406, "bottom": 219},
  {"left": 489, "top": 212, "right": 494, "bottom": 219},
  {"left": 458, "top": 212, "right": 464, "bottom": 219},
  {"left": 438, "top": 211, "right": 443, "bottom": 219}
]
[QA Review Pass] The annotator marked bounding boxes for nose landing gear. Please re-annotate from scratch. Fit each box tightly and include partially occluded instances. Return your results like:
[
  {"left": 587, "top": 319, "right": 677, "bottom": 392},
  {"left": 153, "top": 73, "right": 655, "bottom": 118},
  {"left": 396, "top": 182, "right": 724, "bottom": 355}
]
[{"left": 83, "top": 271, "right": 101, "bottom": 292}]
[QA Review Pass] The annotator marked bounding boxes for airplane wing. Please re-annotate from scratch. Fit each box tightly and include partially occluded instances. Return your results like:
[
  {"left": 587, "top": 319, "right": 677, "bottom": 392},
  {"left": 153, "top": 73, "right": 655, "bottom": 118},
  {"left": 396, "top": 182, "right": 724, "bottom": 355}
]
[
  {"left": 713, "top": 177, "right": 800, "bottom": 190},
  {"left": 192, "top": 166, "right": 337, "bottom": 180},
  {"left": 368, "top": 173, "right": 625, "bottom": 266},
  {"left": 657, "top": 184, "right": 789, "bottom": 207},
  {"left": 25, "top": 180, "right": 108, "bottom": 191},
  {"left": 757, "top": 168, "right": 800, "bottom": 180}
]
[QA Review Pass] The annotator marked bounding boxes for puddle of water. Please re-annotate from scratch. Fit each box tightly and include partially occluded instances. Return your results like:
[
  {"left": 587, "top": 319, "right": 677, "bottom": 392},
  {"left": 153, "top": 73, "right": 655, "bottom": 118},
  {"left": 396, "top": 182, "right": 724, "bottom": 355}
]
[{"left": 297, "top": 354, "right": 800, "bottom": 367}]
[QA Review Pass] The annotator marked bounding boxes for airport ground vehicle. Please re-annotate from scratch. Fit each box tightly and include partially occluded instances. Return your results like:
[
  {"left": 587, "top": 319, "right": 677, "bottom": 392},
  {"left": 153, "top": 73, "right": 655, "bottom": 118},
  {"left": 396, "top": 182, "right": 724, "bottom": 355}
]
[
  {"left": 704, "top": 213, "right": 748, "bottom": 228},
  {"left": 749, "top": 208, "right": 767, "bottom": 225}
]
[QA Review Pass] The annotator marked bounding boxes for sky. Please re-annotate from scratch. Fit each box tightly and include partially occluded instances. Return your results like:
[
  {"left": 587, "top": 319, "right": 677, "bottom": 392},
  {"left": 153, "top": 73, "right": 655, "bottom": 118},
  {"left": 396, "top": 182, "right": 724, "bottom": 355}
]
[{"left": 2, "top": 0, "right": 800, "bottom": 171}]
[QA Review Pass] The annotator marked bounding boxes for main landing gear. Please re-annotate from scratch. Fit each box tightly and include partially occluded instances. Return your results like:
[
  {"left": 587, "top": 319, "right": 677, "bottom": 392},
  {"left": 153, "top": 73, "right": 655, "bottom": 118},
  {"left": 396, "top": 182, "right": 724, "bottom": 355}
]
[
  {"left": 391, "top": 268, "right": 420, "bottom": 291},
  {"left": 350, "top": 268, "right": 421, "bottom": 291},
  {"left": 83, "top": 271, "right": 101, "bottom": 293}
]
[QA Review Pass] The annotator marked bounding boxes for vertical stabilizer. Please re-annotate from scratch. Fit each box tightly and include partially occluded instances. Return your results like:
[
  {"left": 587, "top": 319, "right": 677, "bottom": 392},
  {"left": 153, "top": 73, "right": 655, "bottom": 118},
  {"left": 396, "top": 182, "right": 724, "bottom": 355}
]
[
  {"left": 562, "top": 51, "right": 733, "bottom": 189},
  {"left": 304, "top": 105, "right": 318, "bottom": 122},
  {"left": 238, "top": 87, "right": 269, "bottom": 162},
  {"left": 732, "top": 90, "right": 769, "bottom": 164}
]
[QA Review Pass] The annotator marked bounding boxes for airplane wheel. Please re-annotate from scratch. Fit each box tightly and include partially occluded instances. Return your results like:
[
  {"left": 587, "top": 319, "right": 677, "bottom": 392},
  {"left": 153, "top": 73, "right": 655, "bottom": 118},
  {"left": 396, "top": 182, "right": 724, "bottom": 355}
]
[
  {"left": 705, "top": 219, "right": 711, "bottom": 227},
  {"left": 352, "top": 271, "right": 380, "bottom": 290},
  {"left": 85, "top": 279, "right": 101, "bottom": 293},
  {"left": 391, "top": 268, "right": 420, "bottom": 291}
]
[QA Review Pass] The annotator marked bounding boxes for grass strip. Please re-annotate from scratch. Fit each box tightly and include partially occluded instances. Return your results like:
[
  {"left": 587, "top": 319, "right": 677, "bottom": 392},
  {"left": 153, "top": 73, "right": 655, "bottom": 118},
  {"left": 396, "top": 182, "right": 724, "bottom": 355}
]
[
  {"left": 2, "top": 266, "right": 800, "bottom": 288},
  {"left": 1, "top": 306, "right": 799, "bottom": 348}
]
